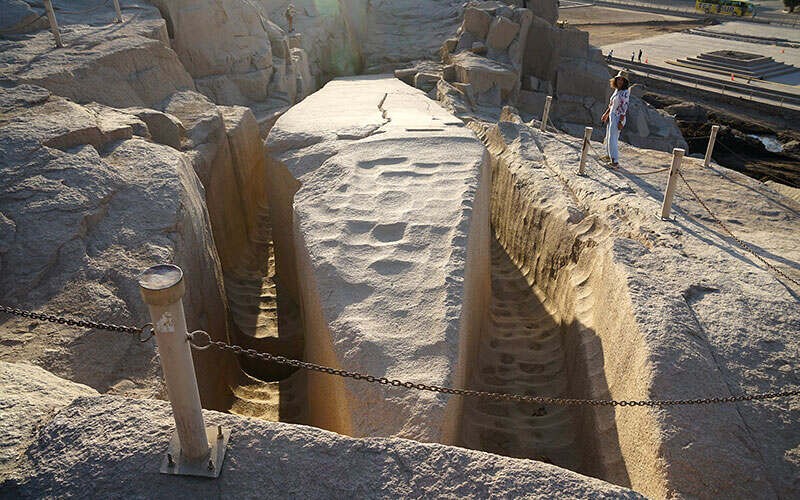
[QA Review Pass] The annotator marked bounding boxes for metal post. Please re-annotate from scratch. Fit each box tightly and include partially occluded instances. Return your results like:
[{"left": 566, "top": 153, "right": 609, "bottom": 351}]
[
  {"left": 661, "top": 148, "right": 684, "bottom": 220},
  {"left": 139, "top": 264, "right": 229, "bottom": 478},
  {"left": 112, "top": 0, "right": 123, "bottom": 23},
  {"left": 578, "top": 126, "right": 593, "bottom": 175},
  {"left": 43, "top": 0, "right": 62, "bottom": 48},
  {"left": 704, "top": 125, "right": 719, "bottom": 168},
  {"left": 541, "top": 95, "right": 553, "bottom": 132}
]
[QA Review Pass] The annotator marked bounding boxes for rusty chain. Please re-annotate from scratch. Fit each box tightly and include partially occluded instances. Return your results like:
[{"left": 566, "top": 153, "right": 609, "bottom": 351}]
[
  {"left": 187, "top": 330, "right": 799, "bottom": 408},
  {"left": 678, "top": 172, "right": 800, "bottom": 288},
  {"left": 0, "top": 304, "right": 154, "bottom": 342}
]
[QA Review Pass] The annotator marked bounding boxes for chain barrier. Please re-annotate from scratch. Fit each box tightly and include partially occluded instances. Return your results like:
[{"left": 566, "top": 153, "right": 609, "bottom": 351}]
[
  {"left": 187, "top": 330, "right": 799, "bottom": 407},
  {"left": 677, "top": 172, "right": 800, "bottom": 288},
  {"left": 0, "top": 304, "right": 154, "bottom": 342},
  {"left": 1, "top": 304, "right": 797, "bottom": 406}
]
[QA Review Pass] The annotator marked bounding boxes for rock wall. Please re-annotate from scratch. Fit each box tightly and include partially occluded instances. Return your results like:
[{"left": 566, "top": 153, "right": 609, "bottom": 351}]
[
  {"left": 0, "top": 85, "right": 238, "bottom": 410},
  {"left": 474, "top": 109, "right": 800, "bottom": 498}
]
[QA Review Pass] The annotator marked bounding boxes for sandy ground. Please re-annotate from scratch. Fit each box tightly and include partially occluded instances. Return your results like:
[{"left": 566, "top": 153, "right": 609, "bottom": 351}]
[
  {"left": 559, "top": 5, "right": 705, "bottom": 46},
  {"left": 602, "top": 31, "right": 800, "bottom": 87}
]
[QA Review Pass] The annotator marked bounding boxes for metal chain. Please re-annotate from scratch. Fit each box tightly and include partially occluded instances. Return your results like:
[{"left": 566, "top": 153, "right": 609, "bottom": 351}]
[
  {"left": 677, "top": 172, "right": 800, "bottom": 288},
  {"left": 188, "top": 331, "right": 799, "bottom": 407},
  {"left": 0, "top": 304, "right": 154, "bottom": 342}
]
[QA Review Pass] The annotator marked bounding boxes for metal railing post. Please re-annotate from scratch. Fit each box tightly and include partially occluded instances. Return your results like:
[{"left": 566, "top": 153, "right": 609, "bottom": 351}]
[
  {"left": 661, "top": 148, "right": 684, "bottom": 220},
  {"left": 43, "top": 0, "right": 62, "bottom": 48},
  {"left": 541, "top": 95, "right": 553, "bottom": 132},
  {"left": 139, "top": 264, "right": 228, "bottom": 478},
  {"left": 578, "top": 126, "right": 593, "bottom": 175},
  {"left": 704, "top": 125, "right": 719, "bottom": 168},
  {"left": 113, "top": 0, "right": 123, "bottom": 23}
]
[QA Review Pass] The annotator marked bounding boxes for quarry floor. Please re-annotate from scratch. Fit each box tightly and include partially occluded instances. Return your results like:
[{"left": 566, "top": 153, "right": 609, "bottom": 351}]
[{"left": 559, "top": 5, "right": 706, "bottom": 46}]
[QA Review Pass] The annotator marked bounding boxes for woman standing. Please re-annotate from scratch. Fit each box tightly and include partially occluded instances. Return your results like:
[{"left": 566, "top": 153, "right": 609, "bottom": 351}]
[{"left": 601, "top": 70, "right": 631, "bottom": 168}]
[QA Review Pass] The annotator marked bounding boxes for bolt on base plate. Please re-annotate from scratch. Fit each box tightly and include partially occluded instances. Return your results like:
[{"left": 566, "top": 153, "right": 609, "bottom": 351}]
[{"left": 160, "top": 426, "right": 230, "bottom": 478}]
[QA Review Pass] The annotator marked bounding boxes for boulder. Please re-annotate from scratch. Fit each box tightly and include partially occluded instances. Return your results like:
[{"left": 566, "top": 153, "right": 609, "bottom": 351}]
[
  {"left": 0, "top": 86, "right": 236, "bottom": 410},
  {"left": 486, "top": 16, "right": 520, "bottom": 51},
  {"left": 470, "top": 41, "right": 488, "bottom": 55},
  {"left": 441, "top": 37, "right": 459, "bottom": 58},
  {"left": 451, "top": 51, "right": 520, "bottom": 101},
  {"left": 664, "top": 102, "right": 708, "bottom": 123},
  {"left": 360, "top": 0, "right": 465, "bottom": 73},
  {"left": 3, "top": 380, "right": 644, "bottom": 498},
  {"left": 0, "top": 4, "right": 193, "bottom": 108},
  {"left": 0, "top": 361, "right": 97, "bottom": 475},
  {"left": 621, "top": 95, "right": 688, "bottom": 152},
  {"left": 456, "top": 31, "right": 479, "bottom": 52},
  {"left": 555, "top": 58, "right": 610, "bottom": 104},
  {"left": 522, "top": 15, "right": 560, "bottom": 81},
  {"left": 414, "top": 71, "right": 441, "bottom": 92},
  {"left": 0, "top": 0, "right": 46, "bottom": 34},
  {"left": 123, "top": 107, "right": 185, "bottom": 150},
  {"left": 462, "top": 6, "right": 493, "bottom": 39},
  {"left": 149, "top": 0, "right": 273, "bottom": 105},
  {"left": 527, "top": 0, "right": 560, "bottom": 24}
]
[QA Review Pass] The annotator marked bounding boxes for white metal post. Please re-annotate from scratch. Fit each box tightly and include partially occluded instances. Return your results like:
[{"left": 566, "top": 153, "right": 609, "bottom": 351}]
[
  {"left": 113, "top": 0, "right": 123, "bottom": 23},
  {"left": 661, "top": 148, "right": 684, "bottom": 220},
  {"left": 140, "top": 265, "right": 208, "bottom": 459},
  {"left": 578, "top": 126, "right": 593, "bottom": 175},
  {"left": 704, "top": 125, "right": 719, "bottom": 168},
  {"left": 43, "top": 0, "right": 62, "bottom": 48},
  {"left": 139, "top": 264, "right": 229, "bottom": 478},
  {"left": 541, "top": 95, "right": 553, "bottom": 132}
]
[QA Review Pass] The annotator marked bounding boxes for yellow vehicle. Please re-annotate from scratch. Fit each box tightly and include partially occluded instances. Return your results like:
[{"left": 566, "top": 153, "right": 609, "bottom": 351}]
[{"left": 695, "top": 0, "right": 756, "bottom": 16}]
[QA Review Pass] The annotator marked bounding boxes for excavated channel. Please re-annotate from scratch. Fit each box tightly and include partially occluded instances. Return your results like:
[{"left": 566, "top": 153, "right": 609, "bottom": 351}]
[
  {"left": 461, "top": 236, "right": 580, "bottom": 471},
  {"left": 222, "top": 187, "right": 307, "bottom": 424}
]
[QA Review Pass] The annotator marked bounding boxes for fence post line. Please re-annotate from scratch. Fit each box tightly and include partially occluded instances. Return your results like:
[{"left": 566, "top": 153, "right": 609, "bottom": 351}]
[
  {"left": 578, "top": 126, "right": 592, "bottom": 175},
  {"left": 42, "top": 0, "right": 62, "bottom": 48},
  {"left": 541, "top": 95, "right": 553, "bottom": 132},
  {"left": 139, "top": 264, "right": 228, "bottom": 477},
  {"left": 704, "top": 125, "right": 719, "bottom": 168},
  {"left": 113, "top": 0, "right": 123, "bottom": 23},
  {"left": 661, "top": 148, "right": 684, "bottom": 220}
]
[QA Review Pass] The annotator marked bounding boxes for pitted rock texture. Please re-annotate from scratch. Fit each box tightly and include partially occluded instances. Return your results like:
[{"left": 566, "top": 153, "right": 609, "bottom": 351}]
[
  {"left": 476, "top": 111, "right": 800, "bottom": 498},
  {"left": 268, "top": 76, "right": 491, "bottom": 443}
]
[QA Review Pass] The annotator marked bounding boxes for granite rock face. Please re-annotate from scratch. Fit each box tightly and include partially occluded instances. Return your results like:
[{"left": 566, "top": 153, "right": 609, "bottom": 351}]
[
  {"left": 477, "top": 111, "right": 800, "bottom": 498},
  {"left": 268, "top": 76, "right": 491, "bottom": 444},
  {"left": 1, "top": 363, "right": 644, "bottom": 498},
  {"left": 0, "top": 361, "right": 97, "bottom": 477},
  {"left": 0, "top": 85, "right": 236, "bottom": 410},
  {"left": 0, "top": 2, "right": 194, "bottom": 108}
]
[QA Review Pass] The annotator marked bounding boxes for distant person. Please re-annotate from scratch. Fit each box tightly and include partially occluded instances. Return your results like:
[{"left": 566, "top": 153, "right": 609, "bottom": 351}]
[
  {"left": 631, "top": 51, "right": 635, "bottom": 62},
  {"left": 607, "top": 49, "right": 614, "bottom": 61},
  {"left": 638, "top": 49, "right": 643, "bottom": 62},
  {"left": 601, "top": 70, "right": 631, "bottom": 168},
  {"left": 285, "top": 4, "right": 296, "bottom": 32}
]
